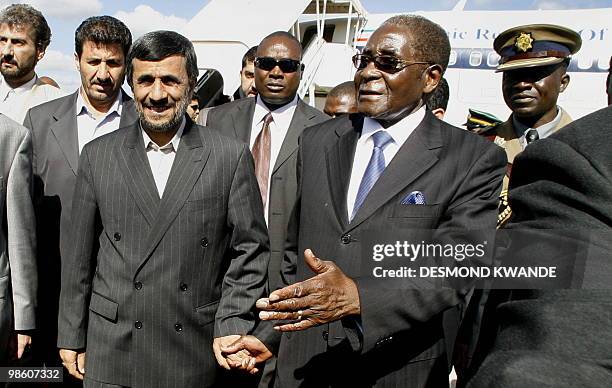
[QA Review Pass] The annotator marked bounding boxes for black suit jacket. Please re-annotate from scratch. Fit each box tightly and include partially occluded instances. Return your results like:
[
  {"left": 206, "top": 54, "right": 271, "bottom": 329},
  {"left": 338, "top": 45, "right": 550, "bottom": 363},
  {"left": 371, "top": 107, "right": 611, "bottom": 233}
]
[
  {"left": 266, "top": 112, "right": 505, "bottom": 387},
  {"left": 467, "top": 106, "right": 612, "bottom": 387},
  {"left": 206, "top": 97, "right": 328, "bottom": 291},
  {"left": 57, "top": 119, "right": 270, "bottom": 387},
  {"left": 24, "top": 90, "right": 137, "bottom": 362}
]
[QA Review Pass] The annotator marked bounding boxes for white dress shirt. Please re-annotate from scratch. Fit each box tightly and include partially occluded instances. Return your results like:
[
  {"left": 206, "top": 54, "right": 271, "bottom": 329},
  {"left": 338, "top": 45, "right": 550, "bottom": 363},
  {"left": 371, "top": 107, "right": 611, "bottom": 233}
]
[
  {"left": 142, "top": 118, "right": 185, "bottom": 197},
  {"left": 250, "top": 95, "right": 298, "bottom": 222},
  {"left": 76, "top": 90, "right": 124, "bottom": 153},
  {"left": 513, "top": 106, "right": 563, "bottom": 150},
  {"left": 0, "top": 74, "right": 64, "bottom": 124},
  {"left": 346, "top": 106, "right": 426, "bottom": 219}
]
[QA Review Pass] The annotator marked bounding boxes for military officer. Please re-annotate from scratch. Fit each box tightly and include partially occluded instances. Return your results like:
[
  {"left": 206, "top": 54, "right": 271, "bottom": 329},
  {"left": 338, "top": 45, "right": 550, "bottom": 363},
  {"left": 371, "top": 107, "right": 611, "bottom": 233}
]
[{"left": 480, "top": 24, "right": 581, "bottom": 226}]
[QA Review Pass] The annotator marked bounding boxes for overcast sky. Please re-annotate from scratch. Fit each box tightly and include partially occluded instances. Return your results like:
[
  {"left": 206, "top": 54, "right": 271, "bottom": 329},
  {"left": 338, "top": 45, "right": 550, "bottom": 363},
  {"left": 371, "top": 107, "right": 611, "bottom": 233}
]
[{"left": 2, "top": 0, "right": 610, "bottom": 92}]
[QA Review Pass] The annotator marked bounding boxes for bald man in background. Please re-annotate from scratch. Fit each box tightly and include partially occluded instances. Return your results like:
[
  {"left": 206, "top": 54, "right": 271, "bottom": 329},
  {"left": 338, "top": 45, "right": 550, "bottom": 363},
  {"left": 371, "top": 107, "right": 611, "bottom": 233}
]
[{"left": 323, "top": 81, "right": 357, "bottom": 117}]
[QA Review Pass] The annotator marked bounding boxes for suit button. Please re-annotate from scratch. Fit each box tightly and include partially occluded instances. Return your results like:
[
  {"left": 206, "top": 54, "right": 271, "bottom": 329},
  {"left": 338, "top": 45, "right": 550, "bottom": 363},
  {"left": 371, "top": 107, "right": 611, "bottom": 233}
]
[
  {"left": 322, "top": 330, "right": 329, "bottom": 341},
  {"left": 340, "top": 234, "right": 351, "bottom": 244},
  {"left": 134, "top": 321, "right": 142, "bottom": 329},
  {"left": 174, "top": 323, "right": 183, "bottom": 332},
  {"left": 114, "top": 232, "right": 121, "bottom": 241},
  {"left": 200, "top": 237, "right": 208, "bottom": 247},
  {"left": 134, "top": 281, "right": 142, "bottom": 290},
  {"left": 179, "top": 283, "right": 188, "bottom": 292}
]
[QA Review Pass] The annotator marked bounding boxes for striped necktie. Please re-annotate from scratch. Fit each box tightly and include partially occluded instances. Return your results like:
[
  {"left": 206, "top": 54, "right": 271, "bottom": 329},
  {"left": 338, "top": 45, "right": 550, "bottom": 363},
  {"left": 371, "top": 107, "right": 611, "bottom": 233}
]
[{"left": 351, "top": 130, "right": 394, "bottom": 221}]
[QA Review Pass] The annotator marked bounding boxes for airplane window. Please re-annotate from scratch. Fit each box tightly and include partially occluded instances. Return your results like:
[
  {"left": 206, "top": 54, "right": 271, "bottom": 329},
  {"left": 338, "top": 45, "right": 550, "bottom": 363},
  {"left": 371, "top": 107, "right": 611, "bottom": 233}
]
[
  {"left": 487, "top": 51, "right": 500, "bottom": 67},
  {"left": 469, "top": 51, "right": 482, "bottom": 67},
  {"left": 598, "top": 56, "right": 610, "bottom": 70},
  {"left": 449, "top": 50, "right": 457, "bottom": 66},
  {"left": 576, "top": 56, "right": 592, "bottom": 70}
]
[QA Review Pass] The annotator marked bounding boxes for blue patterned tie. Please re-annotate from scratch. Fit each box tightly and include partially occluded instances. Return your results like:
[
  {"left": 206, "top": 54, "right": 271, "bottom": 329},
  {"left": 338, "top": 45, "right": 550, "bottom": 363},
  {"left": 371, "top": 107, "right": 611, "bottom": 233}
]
[{"left": 351, "top": 130, "right": 394, "bottom": 221}]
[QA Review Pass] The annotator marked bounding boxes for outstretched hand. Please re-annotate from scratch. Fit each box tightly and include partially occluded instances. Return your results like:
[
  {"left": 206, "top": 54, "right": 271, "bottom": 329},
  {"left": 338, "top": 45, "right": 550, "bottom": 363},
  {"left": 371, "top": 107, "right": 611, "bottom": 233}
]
[{"left": 256, "top": 249, "right": 360, "bottom": 331}]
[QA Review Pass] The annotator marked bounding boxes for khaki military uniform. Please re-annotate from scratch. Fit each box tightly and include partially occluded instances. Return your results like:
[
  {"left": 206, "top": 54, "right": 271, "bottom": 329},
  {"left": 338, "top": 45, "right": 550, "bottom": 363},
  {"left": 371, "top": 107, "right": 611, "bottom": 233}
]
[{"left": 481, "top": 108, "right": 572, "bottom": 226}]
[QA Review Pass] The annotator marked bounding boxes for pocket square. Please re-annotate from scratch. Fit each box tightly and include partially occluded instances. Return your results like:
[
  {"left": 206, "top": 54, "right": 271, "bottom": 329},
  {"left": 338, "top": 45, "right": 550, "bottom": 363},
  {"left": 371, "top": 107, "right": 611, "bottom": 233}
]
[{"left": 401, "top": 191, "right": 426, "bottom": 205}]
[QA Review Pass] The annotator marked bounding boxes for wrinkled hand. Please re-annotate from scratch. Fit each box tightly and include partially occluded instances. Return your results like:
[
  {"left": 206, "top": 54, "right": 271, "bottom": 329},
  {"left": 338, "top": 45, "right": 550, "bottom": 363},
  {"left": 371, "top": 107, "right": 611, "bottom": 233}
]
[
  {"left": 257, "top": 249, "right": 360, "bottom": 331},
  {"left": 59, "top": 349, "right": 86, "bottom": 380},
  {"left": 16, "top": 333, "right": 31, "bottom": 359},
  {"left": 221, "top": 335, "right": 273, "bottom": 374}
]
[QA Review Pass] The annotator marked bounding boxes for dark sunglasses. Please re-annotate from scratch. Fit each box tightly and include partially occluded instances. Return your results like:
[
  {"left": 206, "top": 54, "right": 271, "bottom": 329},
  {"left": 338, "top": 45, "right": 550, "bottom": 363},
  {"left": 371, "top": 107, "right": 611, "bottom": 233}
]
[
  {"left": 352, "top": 54, "right": 430, "bottom": 73},
  {"left": 255, "top": 57, "right": 303, "bottom": 73}
]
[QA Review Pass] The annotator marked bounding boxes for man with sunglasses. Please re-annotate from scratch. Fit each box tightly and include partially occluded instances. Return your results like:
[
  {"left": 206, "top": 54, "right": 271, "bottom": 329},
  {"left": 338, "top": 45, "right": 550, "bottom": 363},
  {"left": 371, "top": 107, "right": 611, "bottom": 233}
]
[
  {"left": 224, "top": 15, "right": 505, "bottom": 387},
  {"left": 205, "top": 30, "right": 327, "bottom": 388}
]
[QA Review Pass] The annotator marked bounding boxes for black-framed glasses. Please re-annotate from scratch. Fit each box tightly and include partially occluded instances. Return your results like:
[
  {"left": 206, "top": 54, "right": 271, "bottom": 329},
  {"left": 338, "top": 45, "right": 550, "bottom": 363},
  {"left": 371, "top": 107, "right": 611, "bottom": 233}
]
[
  {"left": 254, "top": 57, "right": 302, "bottom": 73},
  {"left": 352, "top": 54, "right": 430, "bottom": 73}
]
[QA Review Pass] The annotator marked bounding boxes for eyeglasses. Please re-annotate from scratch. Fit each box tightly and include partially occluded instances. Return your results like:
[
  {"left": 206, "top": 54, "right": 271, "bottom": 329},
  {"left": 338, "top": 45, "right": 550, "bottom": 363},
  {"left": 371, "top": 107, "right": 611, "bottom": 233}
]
[
  {"left": 352, "top": 54, "right": 430, "bottom": 73},
  {"left": 254, "top": 57, "right": 302, "bottom": 73}
]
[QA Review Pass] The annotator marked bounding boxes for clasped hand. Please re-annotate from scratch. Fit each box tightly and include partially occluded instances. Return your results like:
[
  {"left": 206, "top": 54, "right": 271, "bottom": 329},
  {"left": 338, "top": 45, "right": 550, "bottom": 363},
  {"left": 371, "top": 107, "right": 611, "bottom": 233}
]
[{"left": 215, "top": 249, "right": 361, "bottom": 373}]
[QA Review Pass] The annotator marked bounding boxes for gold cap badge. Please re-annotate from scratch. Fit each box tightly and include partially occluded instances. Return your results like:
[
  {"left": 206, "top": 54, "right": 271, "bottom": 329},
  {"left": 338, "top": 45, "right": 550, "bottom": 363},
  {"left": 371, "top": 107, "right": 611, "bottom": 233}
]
[{"left": 514, "top": 32, "right": 534, "bottom": 52}]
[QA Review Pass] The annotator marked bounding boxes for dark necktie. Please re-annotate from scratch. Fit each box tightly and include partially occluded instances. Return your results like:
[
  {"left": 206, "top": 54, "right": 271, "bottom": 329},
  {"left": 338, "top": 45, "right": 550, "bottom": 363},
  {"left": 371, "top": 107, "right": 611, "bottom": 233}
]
[
  {"left": 251, "top": 113, "right": 273, "bottom": 207},
  {"left": 351, "top": 130, "right": 394, "bottom": 221},
  {"left": 525, "top": 128, "right": 539, "bottom": 145}
]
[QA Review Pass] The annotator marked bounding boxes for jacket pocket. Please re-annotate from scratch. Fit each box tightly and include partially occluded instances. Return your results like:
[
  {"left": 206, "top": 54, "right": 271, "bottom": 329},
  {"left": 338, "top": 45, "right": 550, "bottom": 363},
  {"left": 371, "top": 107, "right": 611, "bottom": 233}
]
[
  {"left": 390, "top": 204, "right": 441, "bottom": 218},
  {"left": 195, "top": 299, "right": 220, "bottom": 326},
  {"left": 89, "top": 292, "right": 118, "bottom": 322}
]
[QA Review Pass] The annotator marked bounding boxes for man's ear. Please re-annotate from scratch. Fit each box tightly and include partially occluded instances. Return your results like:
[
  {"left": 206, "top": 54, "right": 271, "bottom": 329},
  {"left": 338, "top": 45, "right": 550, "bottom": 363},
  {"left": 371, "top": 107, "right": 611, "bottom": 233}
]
[
  {"left": 431, "top": 108, "right": 445, "bottom": 120},
  {"left": 74, "top": 52, "right": 80, "bottom": 72},
  {"left": 36, "top": 48, "right": 45, "bottom": 62},
  {"left": 423, "top": 65, "right": 443, "bottom": 94},
  {"left": 559, "top": 72, "right": 570, "bottom": 93}
]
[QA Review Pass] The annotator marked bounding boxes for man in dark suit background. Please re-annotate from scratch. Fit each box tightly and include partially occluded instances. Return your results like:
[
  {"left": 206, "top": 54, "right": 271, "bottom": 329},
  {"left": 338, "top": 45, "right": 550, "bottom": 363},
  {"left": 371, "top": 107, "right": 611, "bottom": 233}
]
[
  {"left": 206, "top": 31, "right": 328, "bottom": 387},
  {"left": 23, "top": 16, "right": 135, "bottom": 375},
  {"left": 467, "top": 107, "right": 612, "bottom": 387},
  {"left": 206, "top": 30, "right": 328, "bottom": 299},
  {"left": 57, "top": 30, "right": 270, "bottom": 388},
  {"left": 225, "top": 15, "right": 506, "bottom": 387}
]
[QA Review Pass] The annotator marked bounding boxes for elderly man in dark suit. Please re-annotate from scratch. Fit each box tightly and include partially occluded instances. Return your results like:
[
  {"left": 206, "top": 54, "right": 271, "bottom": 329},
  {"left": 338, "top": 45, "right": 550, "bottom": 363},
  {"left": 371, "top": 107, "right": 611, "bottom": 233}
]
[
  {"left": 225, "top": 15, "right": 506, "bottom": 387},
  {"left": 57, "top": 30, "right": 269, "bottom": 388},
  {"left": 23, "top": 16, "right": 137, "bottom": 373},
  {"left": 0, "top": 115, "right": 36, "bottom": 364},
  {"left": 467, "top": 106, "right": 612, "bottom": 387}
]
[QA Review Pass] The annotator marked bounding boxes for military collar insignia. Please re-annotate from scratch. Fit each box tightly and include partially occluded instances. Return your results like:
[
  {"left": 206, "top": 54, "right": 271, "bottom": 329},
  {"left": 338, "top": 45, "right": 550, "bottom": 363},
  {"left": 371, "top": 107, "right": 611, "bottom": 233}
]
[{"left": 514, "top": 32, "right": 534, "bottom": 52}]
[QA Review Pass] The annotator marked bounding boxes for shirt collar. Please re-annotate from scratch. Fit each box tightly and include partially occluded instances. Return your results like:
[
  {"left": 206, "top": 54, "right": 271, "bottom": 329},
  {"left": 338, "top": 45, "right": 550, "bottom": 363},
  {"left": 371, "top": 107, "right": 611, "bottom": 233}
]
[
  {"left": 77, "top": 88, "right": 123, "bottom": 119},
  {"left": 512, "top": 106, "right": 562, "bottom": 140},
  {"left": 254, "top": 95, "right": 298, "bottom": 129},
  {"left": 361, "top": 105, "right": 426, "bottom": 147},
  {"left": 141, "top": 116, "right": 186, "bottom": 152},
  {"left": 0, "top": 74, "right": 38, "bottom": 99}
]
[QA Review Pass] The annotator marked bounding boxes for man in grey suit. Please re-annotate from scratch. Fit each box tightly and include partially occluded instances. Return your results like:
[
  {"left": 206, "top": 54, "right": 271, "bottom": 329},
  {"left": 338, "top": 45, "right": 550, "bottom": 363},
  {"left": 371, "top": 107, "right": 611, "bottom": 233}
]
[
  {"left": 225, "top": 15, "right": 506, "bottom": 387},
  {"left": 23, "top": 16, "right": 136, "bottom": 372},
  {"left": 58, "top": 30, "right": 269, "bottom": 388},
  {"left": 0, "top": 114, "right": 36, "bottom": 363},
  {"left": 206, "top": 32, "right": 327, "bottom": 387}
]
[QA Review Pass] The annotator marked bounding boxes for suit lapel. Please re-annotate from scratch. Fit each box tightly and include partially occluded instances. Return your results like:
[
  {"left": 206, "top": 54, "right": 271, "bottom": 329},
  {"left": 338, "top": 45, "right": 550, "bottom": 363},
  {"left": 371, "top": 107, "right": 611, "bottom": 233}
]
[
  {"left": 137, "top": 120, "right": 211, "bottom": 272},
  {"left": 347, "top": 112, "right": 442, "bottom": 232},
  {"left": 119, "top": 92, "right": 139, "bottom": 128},
  {"left": 272, "top": 99, "right": 316, "bottom": 174},
  {"left": 115, "top": 122, "right": 160, "bottom": 225},
  {"left": 326, "top": 115, "right": 362, "bottom": 229},
  {"left": 231, "top": 98, "right": 256, "bottom": 144},
  {"left": 49, "top": 92, "right": 79, "bottom": 175}
]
